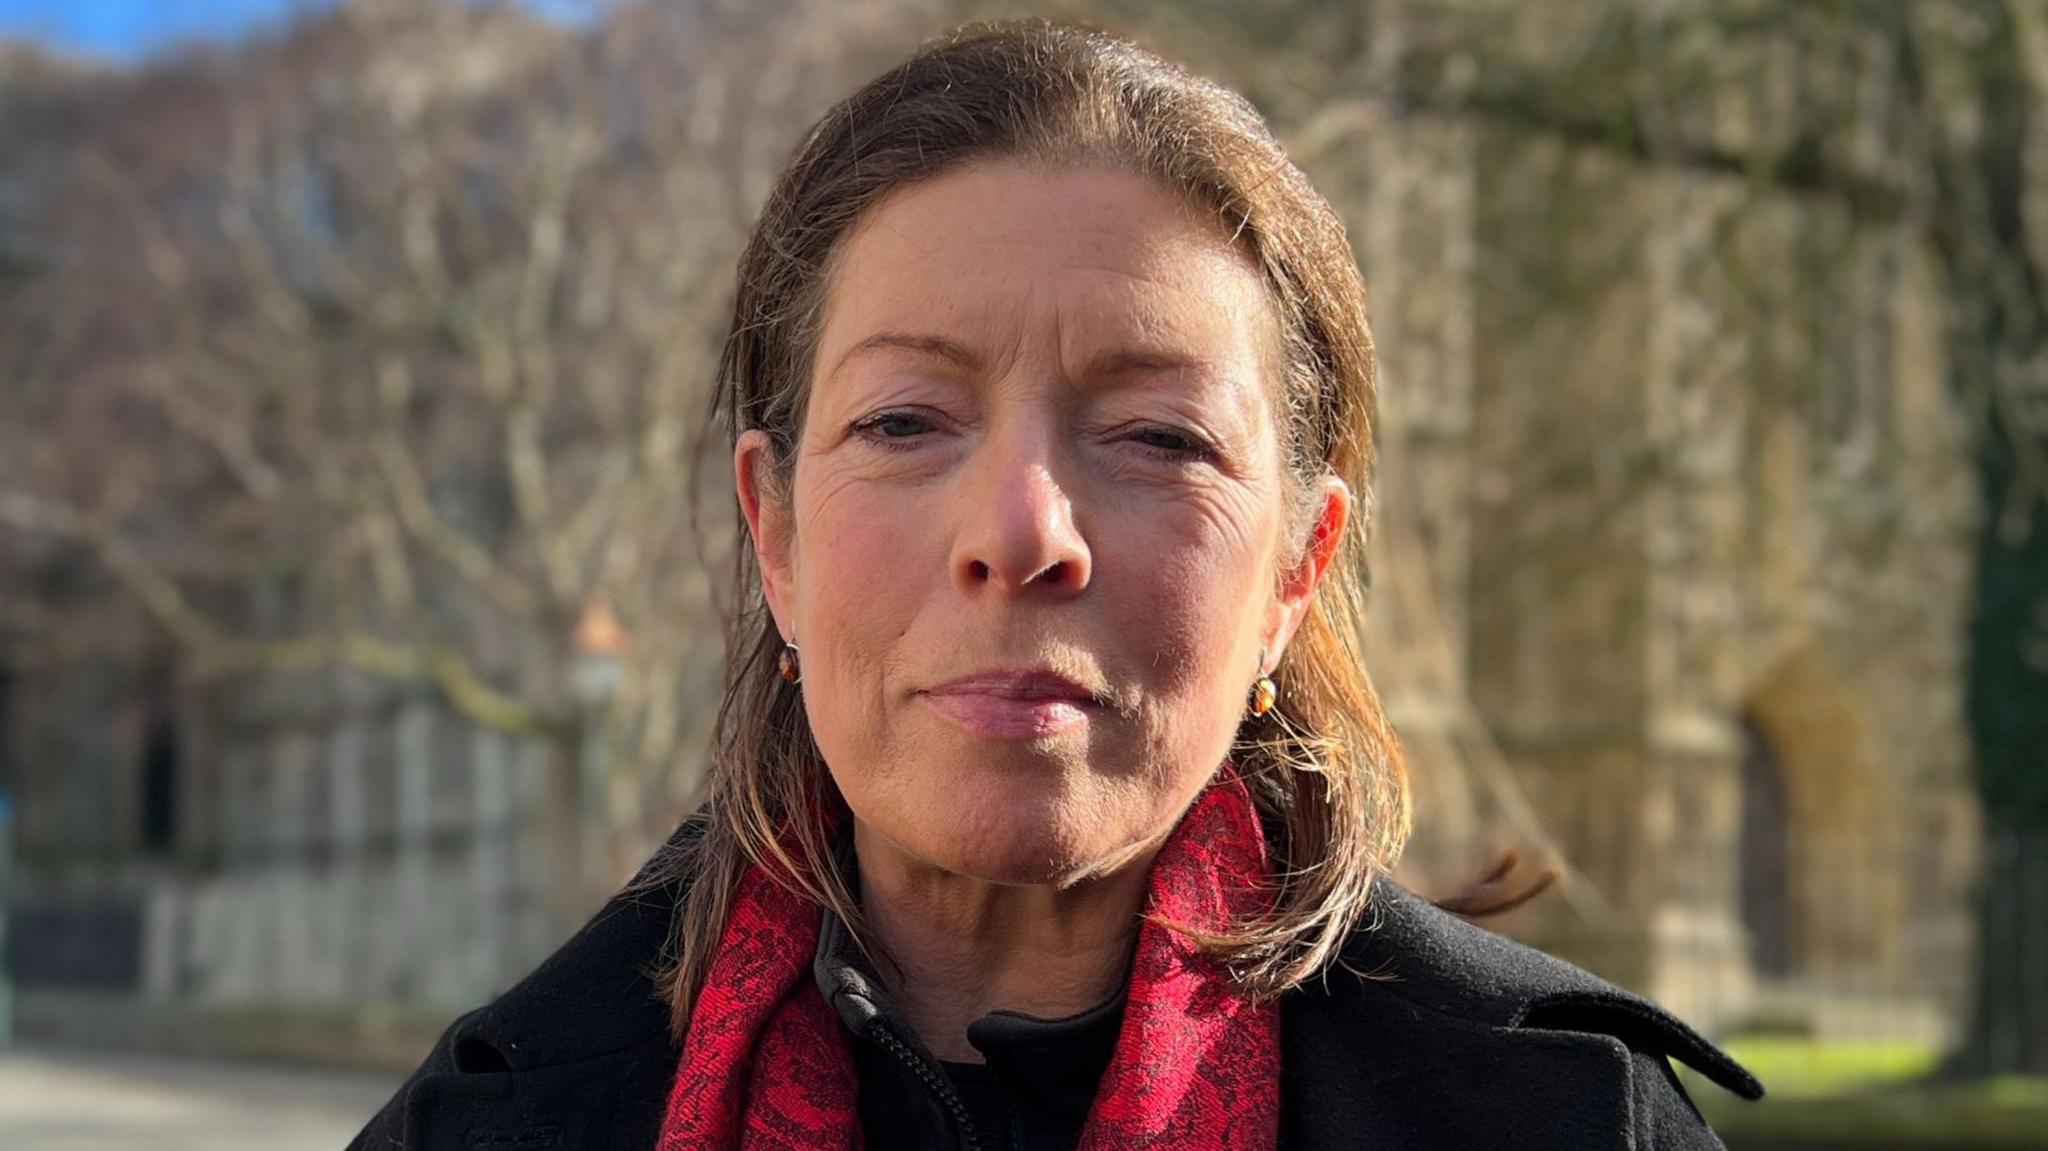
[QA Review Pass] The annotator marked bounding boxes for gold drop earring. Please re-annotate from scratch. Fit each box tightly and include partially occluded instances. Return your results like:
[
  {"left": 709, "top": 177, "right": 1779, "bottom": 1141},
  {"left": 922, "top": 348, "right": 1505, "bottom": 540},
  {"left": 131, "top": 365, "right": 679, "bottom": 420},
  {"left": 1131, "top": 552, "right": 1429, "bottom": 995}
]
[{"left": 1247, "top": 645, "right": 1277, "bottom": 718}]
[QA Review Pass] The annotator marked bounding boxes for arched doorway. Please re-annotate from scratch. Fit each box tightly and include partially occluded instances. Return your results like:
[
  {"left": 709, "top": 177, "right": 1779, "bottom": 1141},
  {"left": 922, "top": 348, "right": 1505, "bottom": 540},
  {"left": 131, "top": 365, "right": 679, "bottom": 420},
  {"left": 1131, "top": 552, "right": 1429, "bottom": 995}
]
[
  {"left": 1742, "top": 648, "right": 1902, "bottom": 990},
  {"left": 1738, "top": 715, "right": 1792, "bottom": 978}
]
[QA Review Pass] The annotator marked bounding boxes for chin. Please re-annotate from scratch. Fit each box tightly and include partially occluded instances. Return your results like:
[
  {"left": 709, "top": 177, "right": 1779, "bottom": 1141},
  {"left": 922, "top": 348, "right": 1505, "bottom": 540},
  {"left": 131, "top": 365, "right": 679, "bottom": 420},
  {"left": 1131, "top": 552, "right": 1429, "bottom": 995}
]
[{"left": 887, "top": 765, "right": 1119, "bottom": 885}]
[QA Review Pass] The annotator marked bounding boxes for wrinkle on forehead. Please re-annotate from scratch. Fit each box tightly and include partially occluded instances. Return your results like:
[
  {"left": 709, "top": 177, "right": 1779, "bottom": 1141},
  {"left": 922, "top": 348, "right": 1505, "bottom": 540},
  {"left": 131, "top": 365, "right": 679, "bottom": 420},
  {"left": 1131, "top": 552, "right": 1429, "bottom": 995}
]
[{"left": 810, "top": 158, "right": 1286, "bottom": 422}]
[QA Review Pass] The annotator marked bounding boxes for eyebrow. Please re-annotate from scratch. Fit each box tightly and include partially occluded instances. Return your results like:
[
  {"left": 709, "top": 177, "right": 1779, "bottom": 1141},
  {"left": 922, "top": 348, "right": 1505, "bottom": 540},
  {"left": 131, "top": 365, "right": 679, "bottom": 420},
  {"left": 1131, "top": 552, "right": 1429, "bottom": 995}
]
[
  {"left": 1084, "top": 347, "right": 1210, "bottom": 379},
  {"left": 830, "top": 331, "right": 1213, "bottom": 385},
  {"left": 829, "top": 332, "right": 984, "bottom": 379}
]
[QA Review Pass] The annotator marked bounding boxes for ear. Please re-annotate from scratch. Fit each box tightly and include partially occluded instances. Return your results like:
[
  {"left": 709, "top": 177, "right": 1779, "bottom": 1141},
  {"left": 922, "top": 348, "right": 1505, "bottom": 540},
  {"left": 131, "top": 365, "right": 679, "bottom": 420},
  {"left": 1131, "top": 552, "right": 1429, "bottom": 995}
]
[
  {"left": 734, "top": 428, "right": 797, "bottom": 640},
  {"left": 1264, "top": 474, "right": 1352, "bottom": 667}
]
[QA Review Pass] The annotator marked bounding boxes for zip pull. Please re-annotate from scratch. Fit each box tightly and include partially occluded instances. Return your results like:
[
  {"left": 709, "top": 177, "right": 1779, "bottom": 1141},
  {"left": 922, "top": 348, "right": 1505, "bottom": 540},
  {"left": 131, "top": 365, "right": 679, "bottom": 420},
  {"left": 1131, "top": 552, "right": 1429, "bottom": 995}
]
[{"left": 870, "top": 1021, "right": 985, "bottom": 1151}]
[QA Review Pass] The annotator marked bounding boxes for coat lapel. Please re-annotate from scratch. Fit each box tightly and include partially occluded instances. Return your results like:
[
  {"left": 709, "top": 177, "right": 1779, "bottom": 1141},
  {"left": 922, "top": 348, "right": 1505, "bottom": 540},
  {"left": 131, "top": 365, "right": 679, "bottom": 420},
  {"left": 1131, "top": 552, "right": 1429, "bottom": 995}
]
[
  {"left": 1282, "top": 980, "right": 1638, "bottom": 1151},
  {"left": 399, "top": 1030, "right": 677, "bottom": 1151},
  {"left": 385, "top": 825, "right": 697, "bottom": 1150},
  {"left": 1279, "top": 878, "right": 1758, "bottom": 1150}
]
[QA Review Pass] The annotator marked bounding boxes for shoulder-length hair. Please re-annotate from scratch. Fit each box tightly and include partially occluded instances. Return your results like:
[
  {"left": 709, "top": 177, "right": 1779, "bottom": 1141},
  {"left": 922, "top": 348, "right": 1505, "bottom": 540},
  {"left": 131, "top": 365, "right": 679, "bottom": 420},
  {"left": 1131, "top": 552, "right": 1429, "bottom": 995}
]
[{"left": 647, "top": 16, "right": 1409, "bottom": 1036}]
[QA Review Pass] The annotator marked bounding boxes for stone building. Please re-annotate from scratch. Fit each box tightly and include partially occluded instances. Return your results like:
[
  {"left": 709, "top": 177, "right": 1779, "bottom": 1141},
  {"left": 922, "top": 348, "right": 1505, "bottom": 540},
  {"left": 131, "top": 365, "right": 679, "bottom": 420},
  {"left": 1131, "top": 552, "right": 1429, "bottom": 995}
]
[
  {"left": 0, "top": 2, "right": 1982, "bottom": 1060},
  {"left": 1320, "top": 62, "right": 1979, "bottom": 1039},
  {"left": 1, "top": 656, "right": 573, "bottom": 1059}
]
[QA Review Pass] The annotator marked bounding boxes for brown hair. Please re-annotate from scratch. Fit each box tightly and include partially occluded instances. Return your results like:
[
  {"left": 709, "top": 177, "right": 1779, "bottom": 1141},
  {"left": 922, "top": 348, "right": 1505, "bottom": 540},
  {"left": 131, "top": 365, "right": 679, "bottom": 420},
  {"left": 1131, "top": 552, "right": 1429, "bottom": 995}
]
[{"left": 648, "top": 17, "right": 1409, "bottom": 1037}]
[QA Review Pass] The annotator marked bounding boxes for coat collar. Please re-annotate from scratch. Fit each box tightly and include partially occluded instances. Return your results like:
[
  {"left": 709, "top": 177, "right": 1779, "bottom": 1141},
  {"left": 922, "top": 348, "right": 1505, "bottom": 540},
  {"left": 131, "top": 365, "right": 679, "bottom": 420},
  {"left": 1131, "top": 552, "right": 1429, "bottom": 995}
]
[
  {"left": 403, "top": 816, "right": 1758, "bottom": 1151},
  {"left": 440, "top": 823, "right": 694, "bottom": 1075},
  {"left": 1333, "top": 878, "right": 1762, "bottom": 1101}
]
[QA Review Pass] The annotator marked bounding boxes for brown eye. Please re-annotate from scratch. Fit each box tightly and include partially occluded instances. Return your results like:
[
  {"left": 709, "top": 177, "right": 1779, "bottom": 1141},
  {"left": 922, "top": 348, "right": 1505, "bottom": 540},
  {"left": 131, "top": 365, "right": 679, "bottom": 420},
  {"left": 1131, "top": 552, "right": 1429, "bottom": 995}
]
[
  {"left": 851, "top": 409, "right": 936, "bottom": 449},
  {"left": 1127, "top": 425, "right": 1215, "bottom": 462}
]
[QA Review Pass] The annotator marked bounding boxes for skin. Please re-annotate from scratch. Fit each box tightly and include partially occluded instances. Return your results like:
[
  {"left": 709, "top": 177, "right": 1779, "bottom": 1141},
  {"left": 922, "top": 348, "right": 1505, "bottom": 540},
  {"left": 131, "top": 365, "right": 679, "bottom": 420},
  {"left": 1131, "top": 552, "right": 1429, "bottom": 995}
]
[{"left": 735, "top": 159, "right": 1350, "bottom": 1061}]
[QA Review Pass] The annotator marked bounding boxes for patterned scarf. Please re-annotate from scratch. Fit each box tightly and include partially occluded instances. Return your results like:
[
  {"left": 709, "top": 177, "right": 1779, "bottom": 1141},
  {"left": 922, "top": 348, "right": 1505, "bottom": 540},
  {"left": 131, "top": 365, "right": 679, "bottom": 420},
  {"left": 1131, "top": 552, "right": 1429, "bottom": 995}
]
[{"left": 656, "top": 763, "right": 1281, "bottom": 1150}]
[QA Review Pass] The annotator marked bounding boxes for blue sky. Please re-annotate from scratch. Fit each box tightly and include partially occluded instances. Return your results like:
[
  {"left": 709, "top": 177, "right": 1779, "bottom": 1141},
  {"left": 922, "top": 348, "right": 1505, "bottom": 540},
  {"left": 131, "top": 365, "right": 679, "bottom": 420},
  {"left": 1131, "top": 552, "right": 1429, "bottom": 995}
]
[{"left": 0, "top": 1, "right": 592, "bottom": 61}]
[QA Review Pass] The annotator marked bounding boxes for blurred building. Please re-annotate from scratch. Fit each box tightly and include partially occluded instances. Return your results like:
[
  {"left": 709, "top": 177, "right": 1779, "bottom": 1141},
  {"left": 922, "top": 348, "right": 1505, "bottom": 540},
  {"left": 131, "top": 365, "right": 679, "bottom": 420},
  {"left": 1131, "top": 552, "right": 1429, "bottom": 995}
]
[
  {"left": 1, "top": 662, "right": 568, "bottom": 1061},
  {"left": 0, "top": 1, "right": 1984, "bottom": 1063},
  {"left": 0, "top": 3, "right": 601, "bottom": 1063},
  {"left": 1327, "top": 15, "right": 1979, "bottom": 1041}
]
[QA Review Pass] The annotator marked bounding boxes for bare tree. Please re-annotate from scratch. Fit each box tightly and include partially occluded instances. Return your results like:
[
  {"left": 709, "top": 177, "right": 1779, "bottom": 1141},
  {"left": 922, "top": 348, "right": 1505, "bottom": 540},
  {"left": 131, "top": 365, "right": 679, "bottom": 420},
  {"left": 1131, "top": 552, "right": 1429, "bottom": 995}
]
[{"left": 0, "top": 0, "right": 935, "bottom": 926}]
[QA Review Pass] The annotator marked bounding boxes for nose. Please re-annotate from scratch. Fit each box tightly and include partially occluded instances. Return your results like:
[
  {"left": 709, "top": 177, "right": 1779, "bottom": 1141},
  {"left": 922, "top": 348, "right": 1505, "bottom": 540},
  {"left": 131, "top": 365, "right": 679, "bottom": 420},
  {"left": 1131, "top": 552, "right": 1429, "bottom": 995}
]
[{"left": 951, "top": 421, "right": 1092, "bottom": 597}]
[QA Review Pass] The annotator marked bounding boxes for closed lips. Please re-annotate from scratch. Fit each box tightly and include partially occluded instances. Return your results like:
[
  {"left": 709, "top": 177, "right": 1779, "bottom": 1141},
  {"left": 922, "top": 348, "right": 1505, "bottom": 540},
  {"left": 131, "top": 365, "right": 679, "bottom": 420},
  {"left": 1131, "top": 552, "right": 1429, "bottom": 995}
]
[{"left": 923, "top": 671, "right": 1100, "bottom": 703}]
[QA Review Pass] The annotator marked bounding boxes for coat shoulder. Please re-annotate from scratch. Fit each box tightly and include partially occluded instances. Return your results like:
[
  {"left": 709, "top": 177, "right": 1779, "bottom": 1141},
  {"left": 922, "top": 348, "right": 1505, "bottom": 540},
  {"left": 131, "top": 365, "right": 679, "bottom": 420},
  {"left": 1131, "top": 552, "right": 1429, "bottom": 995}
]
[
  {"left": 1338, "top": 876, "right": 1761, "bottom": 1100},
  {"left": 344, "top": 817, "right": 704, "bottom": 1151},
  {"left": 1277, "top": 877, "right": 1760, "bottom": 1151}
]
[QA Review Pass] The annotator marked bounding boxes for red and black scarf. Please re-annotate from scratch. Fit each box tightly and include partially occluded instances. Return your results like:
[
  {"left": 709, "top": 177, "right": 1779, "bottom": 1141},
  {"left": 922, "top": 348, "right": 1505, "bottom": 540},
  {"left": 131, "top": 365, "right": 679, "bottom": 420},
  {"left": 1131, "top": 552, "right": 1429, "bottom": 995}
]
[{"left": 657, "top": 764, "right": 1281, "bottom": 1150}]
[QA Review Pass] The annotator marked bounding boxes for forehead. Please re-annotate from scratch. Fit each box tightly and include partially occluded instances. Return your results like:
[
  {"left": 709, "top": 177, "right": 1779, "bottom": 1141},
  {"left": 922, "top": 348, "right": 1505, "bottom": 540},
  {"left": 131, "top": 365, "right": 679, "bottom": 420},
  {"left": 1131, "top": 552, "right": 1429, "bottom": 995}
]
[{"left": 815, "top": 159, "right": 1277, "bottom": 381}]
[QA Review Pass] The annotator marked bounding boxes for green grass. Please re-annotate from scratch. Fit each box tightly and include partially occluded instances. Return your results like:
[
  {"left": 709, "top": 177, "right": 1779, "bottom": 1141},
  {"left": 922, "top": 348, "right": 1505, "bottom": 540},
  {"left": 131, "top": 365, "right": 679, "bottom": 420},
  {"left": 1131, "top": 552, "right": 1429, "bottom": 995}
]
[
  {"left": 1719, "top": 1037, "right": 1944, "bottom": 1098},
  {"left": 1683, "top": 1037, "right": 2048, "bottom": 1148}
]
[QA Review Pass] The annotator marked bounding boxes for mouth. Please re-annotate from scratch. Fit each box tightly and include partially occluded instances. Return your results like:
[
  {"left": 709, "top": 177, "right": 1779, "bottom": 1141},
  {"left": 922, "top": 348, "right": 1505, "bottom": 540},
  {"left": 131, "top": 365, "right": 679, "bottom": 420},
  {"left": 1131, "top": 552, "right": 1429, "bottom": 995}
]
[{"left": 919, "top": 668, "right": 1104, "bottom": 740}]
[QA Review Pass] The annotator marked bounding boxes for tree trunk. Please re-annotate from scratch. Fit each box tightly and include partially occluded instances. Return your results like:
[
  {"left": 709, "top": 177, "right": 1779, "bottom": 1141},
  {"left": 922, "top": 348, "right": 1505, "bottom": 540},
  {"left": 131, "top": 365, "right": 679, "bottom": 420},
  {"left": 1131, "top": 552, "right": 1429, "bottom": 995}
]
[
  {"left": 1949, "top": 819, "right": 2048, "bottom": 1075},
  {"left": 1946, "top": 385, "right": 2048, "bottom": 1074},
  {"left": 1895, "top": 1, "right": 2048, "bottom": 1077}
]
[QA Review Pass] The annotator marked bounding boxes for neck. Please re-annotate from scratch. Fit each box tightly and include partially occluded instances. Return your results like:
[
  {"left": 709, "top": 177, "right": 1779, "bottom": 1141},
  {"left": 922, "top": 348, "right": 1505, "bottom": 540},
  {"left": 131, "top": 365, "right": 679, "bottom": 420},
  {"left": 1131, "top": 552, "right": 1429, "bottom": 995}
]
[{"left": 850, "top": 820, "right": 1153, "bottom": 1063}]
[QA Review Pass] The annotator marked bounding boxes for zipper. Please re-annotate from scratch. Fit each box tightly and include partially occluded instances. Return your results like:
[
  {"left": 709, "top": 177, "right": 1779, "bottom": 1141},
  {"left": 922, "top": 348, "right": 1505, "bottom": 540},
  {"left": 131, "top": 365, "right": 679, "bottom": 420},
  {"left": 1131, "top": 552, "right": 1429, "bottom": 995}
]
[{"left": 869, "top": 1021, "right": 985, "bottom": 1151}]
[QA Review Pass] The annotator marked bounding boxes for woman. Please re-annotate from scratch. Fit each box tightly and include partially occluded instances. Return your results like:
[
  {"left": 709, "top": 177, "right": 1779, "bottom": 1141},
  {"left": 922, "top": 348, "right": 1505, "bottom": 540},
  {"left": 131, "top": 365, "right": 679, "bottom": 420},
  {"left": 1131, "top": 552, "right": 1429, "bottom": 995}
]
[{"left": 352, "top": 19, "right": 1760, "bottom": 1151}]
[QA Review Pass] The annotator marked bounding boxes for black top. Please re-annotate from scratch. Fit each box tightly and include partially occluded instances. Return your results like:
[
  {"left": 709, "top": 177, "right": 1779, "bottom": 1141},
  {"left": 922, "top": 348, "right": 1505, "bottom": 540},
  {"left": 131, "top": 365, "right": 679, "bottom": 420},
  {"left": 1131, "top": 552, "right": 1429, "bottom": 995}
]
[
  {"left": 347, "top": 817, "right": 1763, "bottom": 1151},
  {"left": 813, "top": 894, "right": 1126, "bottom": 1151}
]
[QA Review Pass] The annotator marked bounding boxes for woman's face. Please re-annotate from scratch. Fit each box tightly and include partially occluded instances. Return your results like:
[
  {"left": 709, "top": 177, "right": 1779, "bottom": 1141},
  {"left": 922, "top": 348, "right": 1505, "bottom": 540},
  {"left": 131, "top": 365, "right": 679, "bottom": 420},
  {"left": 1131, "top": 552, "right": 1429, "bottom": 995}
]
[{"left": 736, "top": 159, "right": 1348, "bottom": 886}]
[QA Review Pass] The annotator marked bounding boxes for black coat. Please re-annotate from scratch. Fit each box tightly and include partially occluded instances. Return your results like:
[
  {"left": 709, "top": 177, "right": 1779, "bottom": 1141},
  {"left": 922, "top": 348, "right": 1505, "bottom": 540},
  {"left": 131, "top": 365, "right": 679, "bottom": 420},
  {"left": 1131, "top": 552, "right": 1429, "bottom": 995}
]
[{"left": 349, "top": 820, "right": 1762, "bottom": 1150}]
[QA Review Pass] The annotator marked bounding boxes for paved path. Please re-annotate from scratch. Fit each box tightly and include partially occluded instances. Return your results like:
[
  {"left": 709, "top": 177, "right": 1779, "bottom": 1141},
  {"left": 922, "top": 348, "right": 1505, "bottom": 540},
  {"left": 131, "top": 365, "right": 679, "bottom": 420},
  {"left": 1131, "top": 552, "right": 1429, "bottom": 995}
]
[{"left": 0, "top": 1044, "right": 398, "bottom": 1150}]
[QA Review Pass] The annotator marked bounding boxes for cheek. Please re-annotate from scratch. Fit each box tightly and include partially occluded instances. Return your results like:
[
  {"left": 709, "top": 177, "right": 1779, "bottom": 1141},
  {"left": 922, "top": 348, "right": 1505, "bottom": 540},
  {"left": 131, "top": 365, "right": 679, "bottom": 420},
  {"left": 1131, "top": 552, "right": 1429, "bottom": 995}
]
[
  {"left": 1114, "top": 483, "right": 1272, "bottom": 664},
  {"left": 788, "top": 468, "right": 938, "bottom": 759},
  {"left": 1108, "top": 484, "right": 1276, "bottom": 743},
  {"left": 799, "top": 480, "right": 926, "bottom": 622}
]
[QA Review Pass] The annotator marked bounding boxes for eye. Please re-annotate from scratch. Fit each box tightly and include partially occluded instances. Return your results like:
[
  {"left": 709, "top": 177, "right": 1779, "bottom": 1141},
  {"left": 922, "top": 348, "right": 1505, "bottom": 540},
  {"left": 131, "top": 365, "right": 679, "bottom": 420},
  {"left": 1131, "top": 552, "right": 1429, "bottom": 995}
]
[
  {"left": 850, "top": 408, "right": 937, "bottom": 450},
  {"left": 1125, "top": 424, "right": 1217, "bottom": 463}
]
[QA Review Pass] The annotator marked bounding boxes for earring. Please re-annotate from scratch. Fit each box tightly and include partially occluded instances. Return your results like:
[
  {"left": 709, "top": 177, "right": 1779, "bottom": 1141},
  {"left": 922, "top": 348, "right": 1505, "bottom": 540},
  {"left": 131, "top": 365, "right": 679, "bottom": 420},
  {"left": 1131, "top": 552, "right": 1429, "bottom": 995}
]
[
  {"left": 777, "top": 639, "right": 802, "bottom": 685},
  {"left": 1247, "top": 646, "right": 1277, "bottom": 718}
]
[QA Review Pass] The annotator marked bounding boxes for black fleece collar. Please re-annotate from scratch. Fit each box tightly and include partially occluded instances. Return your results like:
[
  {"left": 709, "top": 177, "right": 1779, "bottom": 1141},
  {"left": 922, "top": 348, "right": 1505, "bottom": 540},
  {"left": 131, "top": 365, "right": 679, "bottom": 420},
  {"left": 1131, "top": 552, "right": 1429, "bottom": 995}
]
[{"left": 812, "top": 889, "right": 1129, "bottom": 1131}]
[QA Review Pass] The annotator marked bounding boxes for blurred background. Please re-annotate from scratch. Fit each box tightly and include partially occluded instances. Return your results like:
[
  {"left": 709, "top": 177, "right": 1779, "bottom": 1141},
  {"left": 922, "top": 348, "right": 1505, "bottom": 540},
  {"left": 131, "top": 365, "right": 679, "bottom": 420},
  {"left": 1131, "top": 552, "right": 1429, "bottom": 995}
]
[{"left": 0, "top": 1, "right": 2043, "bottom": 1148}]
